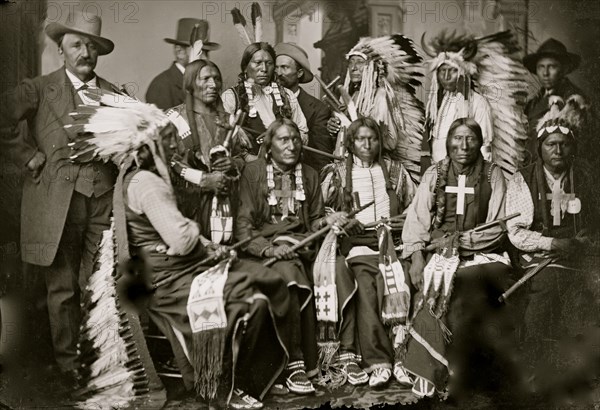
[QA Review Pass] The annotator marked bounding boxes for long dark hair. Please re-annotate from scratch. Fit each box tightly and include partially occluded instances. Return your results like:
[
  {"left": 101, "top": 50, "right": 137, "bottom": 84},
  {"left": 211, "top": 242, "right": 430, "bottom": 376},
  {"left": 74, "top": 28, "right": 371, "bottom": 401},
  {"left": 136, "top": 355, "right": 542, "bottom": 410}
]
[
  {"left": 233, "top": 42, "right": 292, "bottom": 119},
  {"left": 445, "top": 117, "right": 483, "bottom": 151},
  {"left": 263, "top": 117, "right": 301, "bottom": 159},
  {"left": 183, "top": 59, "right": 224, "bottom": 158},
  {"left": 341, "top": 117, "right": 391, "bottom": 212}
]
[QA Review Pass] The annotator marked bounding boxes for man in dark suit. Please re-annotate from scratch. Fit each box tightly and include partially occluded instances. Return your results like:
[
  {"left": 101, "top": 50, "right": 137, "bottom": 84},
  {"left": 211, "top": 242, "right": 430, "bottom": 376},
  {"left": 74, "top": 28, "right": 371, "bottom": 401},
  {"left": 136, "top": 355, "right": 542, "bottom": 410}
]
[
  {"left": 0, "top": 10, "right": 122, "bottom": 387},
  {"left": 275, "top": 43, "right": 334, "bottom": 173},
  {"left": 146, "top": 19, "right": 220, "bottom": 110}
]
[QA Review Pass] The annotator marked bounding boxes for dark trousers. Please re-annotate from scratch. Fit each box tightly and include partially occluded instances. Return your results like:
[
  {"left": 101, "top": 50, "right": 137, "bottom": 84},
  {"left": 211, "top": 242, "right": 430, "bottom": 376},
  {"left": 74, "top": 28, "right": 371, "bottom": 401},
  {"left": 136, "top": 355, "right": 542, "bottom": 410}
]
[
  {"left": 43, "top": 190, "right": 112, "bottom": 371},
  {"left": 351, "top": 255, "right": 394, "bottom": 372}
]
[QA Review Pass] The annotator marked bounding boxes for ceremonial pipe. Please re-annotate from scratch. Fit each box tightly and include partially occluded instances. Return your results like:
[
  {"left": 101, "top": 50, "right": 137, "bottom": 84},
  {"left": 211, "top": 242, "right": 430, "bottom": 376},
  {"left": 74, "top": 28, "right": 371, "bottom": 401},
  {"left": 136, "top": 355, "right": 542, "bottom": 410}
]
[
  {"left": 152, "top": 233, "right": 262, "bottom": 289},
  {"left": 498, "top": 257, "right": 556, "bottom": 303},
  {"left": 423, "top": 213, "right": 521, "bottom": 252},
  {"left": 315, "top": 74, "right": 343, "bottom": 111},
  {"left": 302, "top": 145, "right": 344, "bottom": 161},
  {"left": 263, "top": 200, "right": 375, "bottom": 267}
]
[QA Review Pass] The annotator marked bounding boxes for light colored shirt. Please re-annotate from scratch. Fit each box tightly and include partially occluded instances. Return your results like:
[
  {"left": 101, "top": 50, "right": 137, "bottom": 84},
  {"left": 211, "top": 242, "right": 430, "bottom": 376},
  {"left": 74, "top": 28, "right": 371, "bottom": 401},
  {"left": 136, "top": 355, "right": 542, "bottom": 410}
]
[
  {"left": 351, "top": 157, "right": 391, "bottom": 227},
  {"left": 221, "top": 86, "right": 309, "bottom": 144},
  {"left": 65, "top": 68, "right": 99, "bottom": 106},
  {"left": 127, "top": 170, "right": 200, "bottom": 256},
  {"left": 402, "top": 163, "right": 507, "bottom": 260},
  {"left": 175, "top": 62, "right": 185, "bottom": 74},
  {"left": 505, "top": 170, "right": 555, "bottom": 252},
  {"left": 431, "top": 91, "right": 493, "bottom": 162}
]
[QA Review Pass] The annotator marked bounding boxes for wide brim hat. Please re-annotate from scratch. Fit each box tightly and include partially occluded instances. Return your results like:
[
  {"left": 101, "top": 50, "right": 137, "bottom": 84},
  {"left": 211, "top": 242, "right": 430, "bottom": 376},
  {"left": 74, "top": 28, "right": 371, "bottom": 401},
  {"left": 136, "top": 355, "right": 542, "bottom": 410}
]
[
  {"left": 164, "top": 18, "right": 220, "bottom": 50},
  {"left": 45, "top": 10, "right": 114, "bottom": 55},
  {"left": 274, "top": 43, "right": 314, "bottom": 83},
  {"left": 524, "top": 38, "right": 581, "bottom": 74}
]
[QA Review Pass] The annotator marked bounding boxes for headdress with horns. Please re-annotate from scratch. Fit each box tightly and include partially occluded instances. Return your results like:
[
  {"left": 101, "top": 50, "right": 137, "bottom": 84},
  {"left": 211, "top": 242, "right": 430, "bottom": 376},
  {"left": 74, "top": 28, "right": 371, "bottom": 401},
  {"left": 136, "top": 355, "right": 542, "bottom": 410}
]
[
  {"left": 536, "top": 94, "right": 588, "bottom": 142},
  {"left": 422, "top": 30, "right": 540, "bottom": 174}
]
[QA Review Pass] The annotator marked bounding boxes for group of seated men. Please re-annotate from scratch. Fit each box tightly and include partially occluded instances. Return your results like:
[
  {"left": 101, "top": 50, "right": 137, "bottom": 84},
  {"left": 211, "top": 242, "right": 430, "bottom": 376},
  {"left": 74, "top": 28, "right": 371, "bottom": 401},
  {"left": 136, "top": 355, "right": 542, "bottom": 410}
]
[{"left": 1, "top": 10, "right": 597, "bottom": 408}]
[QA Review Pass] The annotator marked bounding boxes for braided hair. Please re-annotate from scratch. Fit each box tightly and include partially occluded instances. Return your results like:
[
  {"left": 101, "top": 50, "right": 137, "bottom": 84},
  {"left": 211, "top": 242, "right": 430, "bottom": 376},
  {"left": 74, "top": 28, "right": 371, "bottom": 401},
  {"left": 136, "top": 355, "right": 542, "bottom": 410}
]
[
  {"left": 233, "top": 42, "right": 292, "bottom": 119},
  {"left": 433, "top": 117, "right": 484, "bottom": 229}
]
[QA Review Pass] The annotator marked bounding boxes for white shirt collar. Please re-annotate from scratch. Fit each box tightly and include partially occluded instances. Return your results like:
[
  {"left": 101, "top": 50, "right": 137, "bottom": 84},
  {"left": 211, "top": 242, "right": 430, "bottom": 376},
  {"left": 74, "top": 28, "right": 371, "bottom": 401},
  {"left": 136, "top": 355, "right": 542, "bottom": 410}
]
[
  {"left": 65, "top": 68, "right": 97, "bottom": 90},
  {"left": 175, "top": 62, "right": 185, "bottom": 74},
  {"left": 543, "top": 166, "right": 567, "bottom": 187},
  {"left": 293, "top": 88, "right": 300, "bottom": 98}
]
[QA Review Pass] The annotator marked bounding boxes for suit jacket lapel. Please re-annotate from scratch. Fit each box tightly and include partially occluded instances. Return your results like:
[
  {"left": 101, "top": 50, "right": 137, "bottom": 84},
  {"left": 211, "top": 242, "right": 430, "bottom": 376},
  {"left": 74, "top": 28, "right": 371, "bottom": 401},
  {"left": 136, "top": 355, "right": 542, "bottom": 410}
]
[{"left": 169, "top": 63, "right": 183, "bottom": 91}]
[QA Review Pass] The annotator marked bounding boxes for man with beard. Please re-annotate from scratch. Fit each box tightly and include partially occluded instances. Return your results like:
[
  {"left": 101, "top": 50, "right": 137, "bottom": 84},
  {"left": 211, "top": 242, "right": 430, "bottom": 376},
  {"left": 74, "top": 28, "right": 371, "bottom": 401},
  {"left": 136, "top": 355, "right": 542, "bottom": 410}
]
[
  {"left": 222, "top": 43, "right": 308, "bottom": 157},
  {"left": 275, "top": 43, "right": 334, "bottom": 172},
  {"left": 399, "top": 117, "right": 513, "bottom": 399},
  {"left": 0, "top": 10, "right": 121, "bottom": 391}
]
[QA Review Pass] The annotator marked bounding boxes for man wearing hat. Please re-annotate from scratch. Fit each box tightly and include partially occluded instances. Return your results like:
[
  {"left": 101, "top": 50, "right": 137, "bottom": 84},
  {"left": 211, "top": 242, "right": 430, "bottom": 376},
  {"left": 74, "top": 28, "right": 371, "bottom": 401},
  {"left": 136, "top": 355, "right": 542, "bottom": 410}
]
[
  {"left": 146, "top": 19, "right": 220, "bottom": 110},
  {"left": 275, "top": 43, "right": 334, "bottom": 172},
  {"left": 524, "top": 38, "right": 587, "bottom": 165},
  {"left": 0, "top": 9, "right": 121, "bottom": 391}
]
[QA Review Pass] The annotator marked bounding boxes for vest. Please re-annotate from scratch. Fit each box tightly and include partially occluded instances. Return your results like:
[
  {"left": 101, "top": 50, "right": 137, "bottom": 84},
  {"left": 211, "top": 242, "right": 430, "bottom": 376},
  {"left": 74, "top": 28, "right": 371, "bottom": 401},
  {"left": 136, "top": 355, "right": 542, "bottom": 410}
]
[
  {"left": 520, "top": 161, "right": 594, "bottom": 239},
  {"left": 433, "top": 160, "right": 494, "bottom": 237}
]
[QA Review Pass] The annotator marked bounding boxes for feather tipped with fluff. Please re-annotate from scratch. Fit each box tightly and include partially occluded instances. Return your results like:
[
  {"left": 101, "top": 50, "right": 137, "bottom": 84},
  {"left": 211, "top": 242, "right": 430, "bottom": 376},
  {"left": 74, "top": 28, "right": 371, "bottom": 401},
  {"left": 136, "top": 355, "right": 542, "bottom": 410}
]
[
  {"left": 251, "top": 3, "right": 263, "bottom": 43},
  {"left": 231, "top": 7, "right": 253, "bottom": 45}
]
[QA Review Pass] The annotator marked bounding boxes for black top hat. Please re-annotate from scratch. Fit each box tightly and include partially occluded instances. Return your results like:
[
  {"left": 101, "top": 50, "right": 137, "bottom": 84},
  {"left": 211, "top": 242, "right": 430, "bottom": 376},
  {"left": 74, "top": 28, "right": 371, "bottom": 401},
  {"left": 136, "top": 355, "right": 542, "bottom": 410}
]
[
  {"left": 164, "top": 18, "right": 220, "bottom": 50},
  {"left": 524, "top": 38, "right": 581, "bottom": 74}
]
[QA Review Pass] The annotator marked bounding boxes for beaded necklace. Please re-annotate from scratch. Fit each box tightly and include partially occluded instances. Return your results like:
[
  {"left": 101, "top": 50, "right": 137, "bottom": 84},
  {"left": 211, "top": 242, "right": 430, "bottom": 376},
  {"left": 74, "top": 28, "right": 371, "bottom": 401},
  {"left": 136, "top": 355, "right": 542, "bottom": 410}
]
[
  {"left": 266, "top": 161, "right": 305, "bottom": 218},
  {"left": 244, "top": 81, "right": 284, "bottom": 118}
]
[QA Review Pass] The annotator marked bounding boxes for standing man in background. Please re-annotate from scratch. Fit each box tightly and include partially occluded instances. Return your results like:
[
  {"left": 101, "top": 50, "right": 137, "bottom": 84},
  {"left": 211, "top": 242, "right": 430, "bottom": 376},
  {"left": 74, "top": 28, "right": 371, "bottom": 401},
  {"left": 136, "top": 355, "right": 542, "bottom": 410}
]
[
  {"left": 146, "top": 19, "right": 220, "bottom": 110},
  {"left": 275, "top": 43, "right": 333, "bottom": 173}
]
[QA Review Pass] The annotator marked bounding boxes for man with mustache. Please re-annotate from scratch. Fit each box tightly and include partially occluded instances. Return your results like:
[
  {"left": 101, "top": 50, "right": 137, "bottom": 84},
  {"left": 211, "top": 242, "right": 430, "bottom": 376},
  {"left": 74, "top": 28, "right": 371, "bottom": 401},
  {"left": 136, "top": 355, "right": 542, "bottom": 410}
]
[
  {"left": 0, "top": 10, "right": 121, "bottom": 393},
  {"left": 222, "top": 43, "right": 308, "bottom": 157},
  {"left": 275, "top": 43, "right": 334, "bottom": 173}
]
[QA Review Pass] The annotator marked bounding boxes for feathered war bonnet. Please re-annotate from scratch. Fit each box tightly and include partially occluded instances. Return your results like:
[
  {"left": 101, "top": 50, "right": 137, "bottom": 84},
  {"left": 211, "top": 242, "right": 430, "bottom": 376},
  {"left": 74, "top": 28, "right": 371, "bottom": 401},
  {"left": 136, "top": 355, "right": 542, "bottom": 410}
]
[
  {"left": 342, "top": 34, "right": 424, "bottom": 154},
  {"left": 536, "top": 94, "right": 589, "bottom": 144},
  {"left": 66, "top": 90, "right": 173, "bottom": 187},
  {"left": 421, "top": 30, "right": 478, "bottom": 122}
]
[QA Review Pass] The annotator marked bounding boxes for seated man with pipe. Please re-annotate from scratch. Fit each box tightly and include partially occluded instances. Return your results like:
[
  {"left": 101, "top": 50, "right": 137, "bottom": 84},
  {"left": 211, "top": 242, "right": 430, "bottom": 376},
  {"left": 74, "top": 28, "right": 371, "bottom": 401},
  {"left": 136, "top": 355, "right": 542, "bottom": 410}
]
[
  {"left": 235, "top": 118, "right": 351, "bottom": 394},
  {"left": 399, "top": 117, "right": 515, "bottom": 399},
  {"left": 318, "top": 117, "right": 416, "bottom": 387},
  {"left": 505, "top": 95, "right": 600, "bottom": 398}
]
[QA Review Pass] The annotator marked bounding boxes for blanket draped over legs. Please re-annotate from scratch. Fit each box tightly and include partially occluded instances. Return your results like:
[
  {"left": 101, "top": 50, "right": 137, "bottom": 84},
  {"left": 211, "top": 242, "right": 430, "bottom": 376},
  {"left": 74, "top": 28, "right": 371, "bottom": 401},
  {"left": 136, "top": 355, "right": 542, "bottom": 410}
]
[
  {"left": 403, "top": 261, "right": 516, "bottom": 395},
  {"left": 521, "top": 257, "right": 600, "bottom": 395},
  {"left": 267, "top": 259, "right": 318, "bottom": 377},
  {"left": 147, "top": 256, "right": 290, "bottom": 401}
]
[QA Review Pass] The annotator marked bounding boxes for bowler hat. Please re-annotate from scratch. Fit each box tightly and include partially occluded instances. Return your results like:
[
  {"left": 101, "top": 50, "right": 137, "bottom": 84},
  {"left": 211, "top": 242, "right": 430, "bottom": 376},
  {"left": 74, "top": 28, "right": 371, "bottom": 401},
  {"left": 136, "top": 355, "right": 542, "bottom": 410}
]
[
  {"left": 45, "top": 9, "right": 114, "bottom": 55},
  {"left": 524, "top": 38, "right": 581, "bottom": 74},
  {"left": 274, "top": 43, "right": 314, "bottom": 83},
  {"left": 165, "top": 19, "right": 220, "bottom": 50}
]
